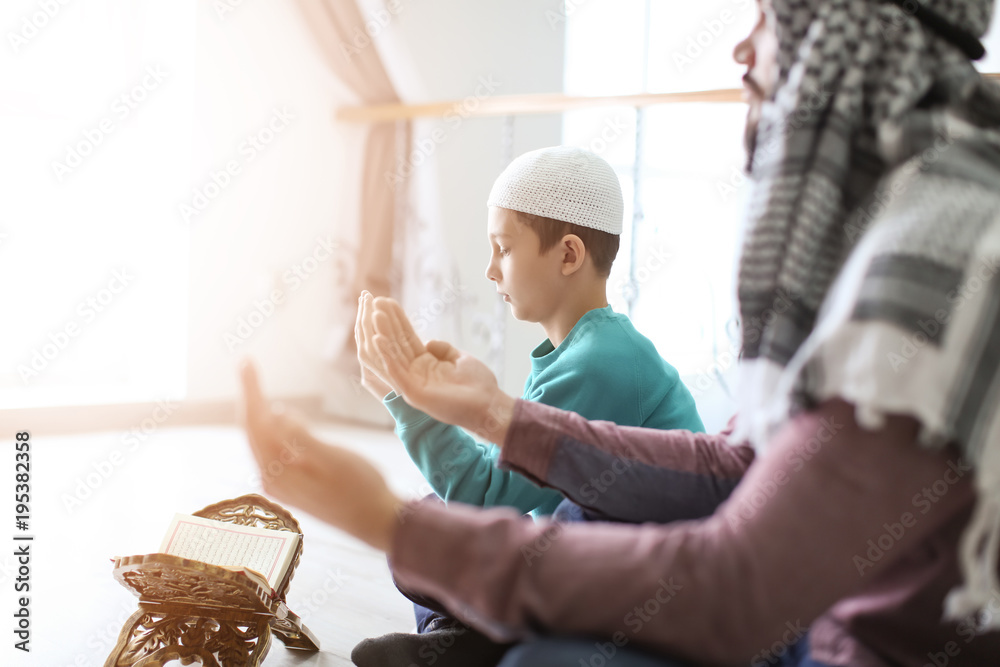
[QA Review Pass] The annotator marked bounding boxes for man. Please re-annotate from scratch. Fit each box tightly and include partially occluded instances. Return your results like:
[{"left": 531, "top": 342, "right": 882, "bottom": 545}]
[{"left": 240, "top": 1, "right": 1000, "bottom": 664}]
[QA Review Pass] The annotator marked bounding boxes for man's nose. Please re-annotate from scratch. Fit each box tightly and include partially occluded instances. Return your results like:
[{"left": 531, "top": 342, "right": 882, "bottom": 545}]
[{"left": 733, "top": 36, "right": 755, "bottom": 67}]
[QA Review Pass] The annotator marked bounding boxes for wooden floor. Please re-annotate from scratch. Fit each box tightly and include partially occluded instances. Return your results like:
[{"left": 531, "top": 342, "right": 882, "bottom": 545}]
[{"left": 3, "top": 419, "right": 428, "bottom": 666}]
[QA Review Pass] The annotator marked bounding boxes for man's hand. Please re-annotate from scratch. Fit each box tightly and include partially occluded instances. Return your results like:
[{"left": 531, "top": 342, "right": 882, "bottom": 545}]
[
  {"left": 370, "top": 297, "right": 516, "bottom": 444},
  {"left": 355, "top": 291, "right": 396, "bottom": 400},
  {"left": 239, "top": 359, "right": 403, "bottom": 551}
]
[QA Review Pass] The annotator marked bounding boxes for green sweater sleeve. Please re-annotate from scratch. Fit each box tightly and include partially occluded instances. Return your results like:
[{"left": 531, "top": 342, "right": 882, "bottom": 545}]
[{"left": 384, "top": 393, "right": 564, "bottom": 516}]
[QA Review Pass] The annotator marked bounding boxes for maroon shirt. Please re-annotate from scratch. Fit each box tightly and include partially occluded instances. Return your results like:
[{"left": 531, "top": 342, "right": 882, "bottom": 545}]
[{"left": 390, "top": 399, "right": 1000, "bottom": 666}]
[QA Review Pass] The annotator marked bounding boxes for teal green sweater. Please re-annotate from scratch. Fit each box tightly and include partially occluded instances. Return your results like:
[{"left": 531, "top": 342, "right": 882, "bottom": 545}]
[{"left": 383, "top": 305, "right": 705, "bottom": 517}]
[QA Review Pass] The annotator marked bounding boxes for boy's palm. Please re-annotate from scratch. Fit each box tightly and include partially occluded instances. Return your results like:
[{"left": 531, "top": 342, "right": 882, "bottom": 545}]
[
  {"left": 355, "top": 291, "right": 397, "bottom": 399},
  {"left": 371, "top": 299, "right": 501, "bottom": 431},
  {"left": 409, "top": 341, "right": 498, "bottom": 409}
]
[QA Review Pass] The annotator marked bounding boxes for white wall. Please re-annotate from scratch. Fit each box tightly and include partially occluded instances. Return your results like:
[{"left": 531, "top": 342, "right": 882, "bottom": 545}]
[
  {"left": 185, "top": 1, "right": 359, "bottom": 402},
  {"left": 369, "top": 0, "right": 567, "bottom": 395}
]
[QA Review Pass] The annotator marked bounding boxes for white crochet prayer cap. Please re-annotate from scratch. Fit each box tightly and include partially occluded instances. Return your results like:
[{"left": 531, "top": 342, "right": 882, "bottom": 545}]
[{"left": 487, "top": 146, "right": 624, "bottom": 235}]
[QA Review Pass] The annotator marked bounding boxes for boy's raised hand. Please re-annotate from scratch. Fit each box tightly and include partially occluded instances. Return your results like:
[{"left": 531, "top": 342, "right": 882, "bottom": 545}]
[
  {"left": 355, "top": 291, "right": 397, "bottom": 399},
  {"left": 370, "top": 297, "right": 516, "bottom": 445},
  {"left": 239, "top": 359, "right": 402, "bottom": 551}
]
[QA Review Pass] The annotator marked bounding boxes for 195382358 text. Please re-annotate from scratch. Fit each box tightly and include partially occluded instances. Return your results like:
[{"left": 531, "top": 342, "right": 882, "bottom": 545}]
[{"left": 13, "top": 431, "right": 32, "bottom": 653}]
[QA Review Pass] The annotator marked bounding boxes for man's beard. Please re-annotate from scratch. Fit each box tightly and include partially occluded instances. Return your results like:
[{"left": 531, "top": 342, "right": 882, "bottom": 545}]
[{"left": 743, "top": 104, "right": 761, "bottom": 173}]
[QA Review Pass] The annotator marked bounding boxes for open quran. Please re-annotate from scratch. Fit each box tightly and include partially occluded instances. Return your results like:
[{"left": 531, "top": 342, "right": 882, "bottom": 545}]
[
  {"left": 155, "top": 513, "right": 300, "bottom": 594},
  {"left": 106, "top": 494, "right": 319, "bottom": 667}
]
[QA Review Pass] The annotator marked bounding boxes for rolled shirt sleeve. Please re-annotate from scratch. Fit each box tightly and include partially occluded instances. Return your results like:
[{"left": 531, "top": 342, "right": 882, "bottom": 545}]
[{"left": 499, "top": 400, "right": 754, "bottom": 523}]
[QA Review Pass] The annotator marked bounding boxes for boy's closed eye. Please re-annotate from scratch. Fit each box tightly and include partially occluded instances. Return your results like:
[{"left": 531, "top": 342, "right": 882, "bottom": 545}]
[{"left": 490, "top": 239, "right": 509, "bottom": 256}]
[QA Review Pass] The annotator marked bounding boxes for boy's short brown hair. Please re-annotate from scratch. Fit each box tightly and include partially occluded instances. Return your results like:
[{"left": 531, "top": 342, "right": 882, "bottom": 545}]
[{"left": 515, "top": 211, "right": 621, "bottom": 277}]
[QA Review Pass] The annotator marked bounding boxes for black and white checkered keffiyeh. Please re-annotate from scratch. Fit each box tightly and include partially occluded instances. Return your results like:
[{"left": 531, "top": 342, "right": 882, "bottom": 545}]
[{"left": 732, "top": 0, "right": 1000, "bottom": 627}]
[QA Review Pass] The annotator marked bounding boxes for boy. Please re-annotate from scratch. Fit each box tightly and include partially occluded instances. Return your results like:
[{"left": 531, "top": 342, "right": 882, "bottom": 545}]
[{"left": 352, "top": 146, "right": 704, "bottom": 665}]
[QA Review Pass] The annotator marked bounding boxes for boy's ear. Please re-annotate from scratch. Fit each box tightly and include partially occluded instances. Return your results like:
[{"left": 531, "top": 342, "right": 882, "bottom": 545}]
[{"left": 559, "top": 234, "right": 587, "bottom": 276}]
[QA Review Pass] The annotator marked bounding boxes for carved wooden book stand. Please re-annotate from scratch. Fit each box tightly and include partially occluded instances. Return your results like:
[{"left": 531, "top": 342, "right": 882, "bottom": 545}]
[{"left": 105, "top": 494, "right": 320, "bottom": 667}]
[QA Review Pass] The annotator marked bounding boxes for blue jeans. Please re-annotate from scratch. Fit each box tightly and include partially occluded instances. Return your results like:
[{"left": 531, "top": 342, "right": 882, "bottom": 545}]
[
  {"left": 413, "top": 600, "right": 459, "bottom": 633},
  {"left": 498, "top": 634, "right": 830, "bottom": 667}
]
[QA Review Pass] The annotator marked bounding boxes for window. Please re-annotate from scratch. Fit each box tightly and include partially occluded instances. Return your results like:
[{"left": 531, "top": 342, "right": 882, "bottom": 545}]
[{"left": 563, "top": 0, "right": 754, "bottom": 424}]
